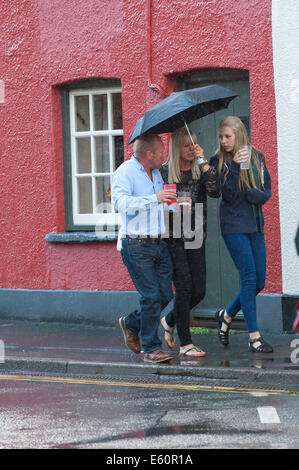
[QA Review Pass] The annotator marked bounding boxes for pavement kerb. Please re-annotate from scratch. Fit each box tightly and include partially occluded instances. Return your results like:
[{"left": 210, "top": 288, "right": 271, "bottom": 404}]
[
  {"left": 1, "top": 356, "right": 299, "bottom": 390},
  {"left": 0, "top": 358, "right": 68, "bottom": 374}
]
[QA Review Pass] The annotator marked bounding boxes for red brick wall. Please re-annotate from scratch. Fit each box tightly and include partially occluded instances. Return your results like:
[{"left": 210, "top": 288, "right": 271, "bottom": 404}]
[{"left": 0, "top": 0, "right": 281, "bottom": 293}]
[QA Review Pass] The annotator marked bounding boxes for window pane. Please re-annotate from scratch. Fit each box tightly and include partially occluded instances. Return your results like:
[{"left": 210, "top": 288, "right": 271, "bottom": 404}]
[
  {"left": 75, "top": 95, "right": 90, "bottom": 132},
  {"left": 112, "top": 92, "right": 123, "bottom": 129},
  {"left": 95, "top": 176, "right": 112, "bottom": 212},
  {"left": 76, "top": 137, "right": 91, "bottom": 173},
  {"left": 94, "top": 94, "right": 108, "bottom": 130},
  {"left": 114, "top": 135, "right": 124, "bottom": 170},
  {"left": 78, "top": 177, "right": 93, "bottom": 214},
  {"left": 95, "top": 136, "right": 110, "bottom": 173}
]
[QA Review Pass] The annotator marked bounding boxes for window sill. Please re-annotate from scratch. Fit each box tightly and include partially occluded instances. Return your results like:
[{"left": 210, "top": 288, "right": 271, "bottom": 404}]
[{"left": 45, "top": 232, "right": 118, "bottom": 243}]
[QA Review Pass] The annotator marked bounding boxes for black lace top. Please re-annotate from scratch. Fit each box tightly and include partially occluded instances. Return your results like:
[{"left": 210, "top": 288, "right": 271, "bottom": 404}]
[{"left": 160, "top": 164, "right": 221, "bottom": 242}]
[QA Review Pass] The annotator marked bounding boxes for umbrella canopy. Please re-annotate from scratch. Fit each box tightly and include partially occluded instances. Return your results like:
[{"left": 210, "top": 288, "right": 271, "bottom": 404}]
[{"left": 128, "top": 84, "right": 238, "bottom": 144}]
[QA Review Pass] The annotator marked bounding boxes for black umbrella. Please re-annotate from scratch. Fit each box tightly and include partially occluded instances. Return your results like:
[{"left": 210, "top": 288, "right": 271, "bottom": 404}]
[{"left": 128, "top": 84, "right": 238, "bottom": 144}]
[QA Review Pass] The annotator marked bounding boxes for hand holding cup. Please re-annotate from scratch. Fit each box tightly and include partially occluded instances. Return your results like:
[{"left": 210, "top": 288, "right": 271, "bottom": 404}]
[
  {"left": 234, "top": 145, "right": 251, "bottom": 169},
  {"left": 156, "top": 184, "right": 177, "bottom": 205}
]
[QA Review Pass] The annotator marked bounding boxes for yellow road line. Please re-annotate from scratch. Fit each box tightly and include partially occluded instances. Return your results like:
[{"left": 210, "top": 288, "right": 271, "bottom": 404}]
[{"left": 0, "top": 373, "right": 287, "bottom": 395}]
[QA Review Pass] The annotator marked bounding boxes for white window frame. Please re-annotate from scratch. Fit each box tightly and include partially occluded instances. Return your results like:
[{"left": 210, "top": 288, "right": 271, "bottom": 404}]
[{"left": 69, "top": 87, "right": 122, "bottom": 226}]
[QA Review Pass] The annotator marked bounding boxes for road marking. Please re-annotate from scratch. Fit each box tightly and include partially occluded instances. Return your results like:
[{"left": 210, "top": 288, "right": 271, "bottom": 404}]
[
  {"left": 250, "top": 392, "right": 269, "bottom": 397},
  {"left": 0, "top": 373, "right": 288, "bottom": 395},
  {"left": 257, "top": 407, "right": 281, "bottom": 424}
]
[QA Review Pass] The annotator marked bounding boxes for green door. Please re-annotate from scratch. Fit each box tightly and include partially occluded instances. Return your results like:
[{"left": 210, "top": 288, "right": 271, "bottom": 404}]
[{"left": 177, "top": 69, "right": 251, "bottom": 319}]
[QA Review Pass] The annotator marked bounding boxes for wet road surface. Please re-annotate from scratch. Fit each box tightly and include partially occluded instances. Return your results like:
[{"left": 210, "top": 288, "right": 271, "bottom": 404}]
[{"left": 0, "top": 372, "right": 298, "bottom": 449}]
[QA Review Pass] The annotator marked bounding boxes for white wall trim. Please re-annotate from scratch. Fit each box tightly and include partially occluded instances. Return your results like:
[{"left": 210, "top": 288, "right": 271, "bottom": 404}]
[{"left": 272, "top": 0, "right": 299, "bottom": 295}]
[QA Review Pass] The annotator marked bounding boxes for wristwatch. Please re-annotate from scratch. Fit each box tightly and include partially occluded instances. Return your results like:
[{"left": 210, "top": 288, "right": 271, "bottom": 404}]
[{"left": 197, "top": 157, "right": 209, "bottom": 166}]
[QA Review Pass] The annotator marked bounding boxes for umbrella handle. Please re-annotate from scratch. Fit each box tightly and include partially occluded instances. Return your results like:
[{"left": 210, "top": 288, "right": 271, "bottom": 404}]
[{"left": 183, "top": 120, "right": 195, "bottom": 146}]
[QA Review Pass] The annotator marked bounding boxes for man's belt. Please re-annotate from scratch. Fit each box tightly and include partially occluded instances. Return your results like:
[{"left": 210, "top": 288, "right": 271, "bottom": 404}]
[{"left": 122, "top": 235, "right": 163, "bottom": 244}]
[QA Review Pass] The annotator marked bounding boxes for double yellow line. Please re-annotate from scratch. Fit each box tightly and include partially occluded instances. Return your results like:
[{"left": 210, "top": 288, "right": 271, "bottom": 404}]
[{"left": 0, "top": 373, "right": 287, "bottom": 395}]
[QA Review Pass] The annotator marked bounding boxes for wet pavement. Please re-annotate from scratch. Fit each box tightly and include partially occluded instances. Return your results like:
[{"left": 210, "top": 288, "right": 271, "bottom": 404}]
[
  {"left": 0, "top": 320, "right": 298, "bottom": 390},
  {"left": 1, "top": 369, "right": 299, "bottom": 449}
]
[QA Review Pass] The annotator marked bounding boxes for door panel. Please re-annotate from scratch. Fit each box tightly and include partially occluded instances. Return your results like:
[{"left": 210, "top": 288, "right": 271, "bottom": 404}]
[{"left": 177, "top": 70, "right": 250, "bottom": 318}]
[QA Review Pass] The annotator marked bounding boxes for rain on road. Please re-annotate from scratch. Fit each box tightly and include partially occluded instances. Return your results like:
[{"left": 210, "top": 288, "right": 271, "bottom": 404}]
[{"left": 0, "top": 372, "right": 298, "bottom": 449}]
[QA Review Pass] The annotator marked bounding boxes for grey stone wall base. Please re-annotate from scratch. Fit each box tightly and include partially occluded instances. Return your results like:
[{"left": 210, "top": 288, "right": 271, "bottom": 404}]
[
  {"left": 256, "top": 294, "right": 283, "bottom": 334},
  {"left": 256, "top": 293, "right": 298, "bottom": 334},
  {"left": 0, "top": 289, "right": 140, "bottom": 326},
  {"left": 0, "top": 289, "right": 297, "bottom": 334}
]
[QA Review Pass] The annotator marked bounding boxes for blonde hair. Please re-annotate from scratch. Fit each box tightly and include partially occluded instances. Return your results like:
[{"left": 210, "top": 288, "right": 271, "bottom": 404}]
[
  {"left": 165, "top": 127, "right": 200, "bottom": 183},
  {"left": 216, "top": 116, "right": 262, "bottom": 191}
]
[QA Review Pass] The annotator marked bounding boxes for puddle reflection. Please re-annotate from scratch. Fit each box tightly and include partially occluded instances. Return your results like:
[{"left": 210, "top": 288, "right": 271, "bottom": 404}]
[{"left": 53, "top": 422, "right": 278, "bottom": 449}]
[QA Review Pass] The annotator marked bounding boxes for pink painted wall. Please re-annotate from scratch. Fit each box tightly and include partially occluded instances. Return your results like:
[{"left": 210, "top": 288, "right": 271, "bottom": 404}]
[{"left": 0, "top": 0, "right": 281, "bottom": 293}]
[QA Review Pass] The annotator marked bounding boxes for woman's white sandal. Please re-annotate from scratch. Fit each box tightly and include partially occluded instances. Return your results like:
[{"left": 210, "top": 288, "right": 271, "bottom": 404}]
[{"left": 180, "top": 346, "right": 206, "bottom": 357}]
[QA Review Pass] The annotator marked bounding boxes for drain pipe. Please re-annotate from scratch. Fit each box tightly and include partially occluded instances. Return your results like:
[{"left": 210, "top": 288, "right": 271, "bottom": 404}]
[{"left": 147, "top": 0, "right": 170, "bottom": 97}]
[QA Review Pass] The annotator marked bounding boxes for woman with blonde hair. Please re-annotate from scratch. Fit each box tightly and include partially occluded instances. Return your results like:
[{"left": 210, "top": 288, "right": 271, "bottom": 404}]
[
  {"left": 210, "top": 116, "right": 273, "bottom": 353},
  {"left": 160, "top": 127, "right": 220, "bottom": 357}
]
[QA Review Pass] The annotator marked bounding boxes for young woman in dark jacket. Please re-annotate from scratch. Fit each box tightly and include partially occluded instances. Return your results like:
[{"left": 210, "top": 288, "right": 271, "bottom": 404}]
[
  {"left": 209, "top": 116, "right": 273, "bottom": 353},
  {"left": 160, "top": 127, "right": 220, "bottom": 357}
]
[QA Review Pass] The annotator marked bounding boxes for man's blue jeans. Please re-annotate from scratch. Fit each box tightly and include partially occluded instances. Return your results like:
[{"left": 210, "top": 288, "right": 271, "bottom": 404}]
[
  {"left": 223, "top": 232, "right": 266, "bottom": 333},
  {"left": 121, "top": 238, "right": 173, "bottom": 353}
]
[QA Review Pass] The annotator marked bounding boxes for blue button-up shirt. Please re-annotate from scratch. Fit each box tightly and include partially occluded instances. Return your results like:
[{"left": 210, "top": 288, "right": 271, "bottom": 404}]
[{"left": 112, "top": 155, "right": 165, "bottom": 236}]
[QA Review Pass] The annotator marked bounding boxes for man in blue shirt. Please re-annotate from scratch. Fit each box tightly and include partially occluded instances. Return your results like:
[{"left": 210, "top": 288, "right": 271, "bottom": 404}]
[{"left": 112, "top": 134, "right": 176, "bottom": 363}]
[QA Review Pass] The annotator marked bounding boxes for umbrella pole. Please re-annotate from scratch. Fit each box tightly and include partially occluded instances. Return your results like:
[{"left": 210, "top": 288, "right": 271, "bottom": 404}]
[{"left": 183, "top": 119, "right": 195, "bottom": 146}]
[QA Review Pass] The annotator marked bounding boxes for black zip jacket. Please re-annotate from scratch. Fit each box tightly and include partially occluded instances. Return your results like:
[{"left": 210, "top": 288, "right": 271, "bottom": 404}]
[{"left": 209, "top": 153, "right": 271, "bottom": 235}]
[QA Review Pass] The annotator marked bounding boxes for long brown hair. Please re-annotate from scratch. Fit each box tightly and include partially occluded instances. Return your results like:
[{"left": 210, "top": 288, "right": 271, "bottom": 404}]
[
  {"left": 216, "top": 116, "right": 262, "bottom": 190},
  {"left": 165, "top": 127, "right": 200, "bottom": 183}
]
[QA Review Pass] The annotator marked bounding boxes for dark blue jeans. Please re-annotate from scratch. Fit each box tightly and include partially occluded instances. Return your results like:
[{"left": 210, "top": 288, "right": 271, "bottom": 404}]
[
  {"left": 223, "top": 232, "right": 266, "bottom": 333},
  {"left": 121, "top": 238, "right": 173, "bottom": 353}
]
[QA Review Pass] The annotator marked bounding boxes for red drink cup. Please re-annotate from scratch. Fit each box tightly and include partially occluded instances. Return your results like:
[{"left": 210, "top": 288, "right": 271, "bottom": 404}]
[
  {"left": 293, "top": 301, "right": 299, "bottom": 332},
  {"left": 163, "top": 184, "right": 177, "bottom": 206}
]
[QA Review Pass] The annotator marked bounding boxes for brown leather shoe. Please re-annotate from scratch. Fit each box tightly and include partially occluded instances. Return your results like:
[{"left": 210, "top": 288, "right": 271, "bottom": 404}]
[
  {"left": 144, "top": 349, "right": 172, "bottom": 363},
  {"left": 119, "top": 317, "right": 141, "bottom": 354}
]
